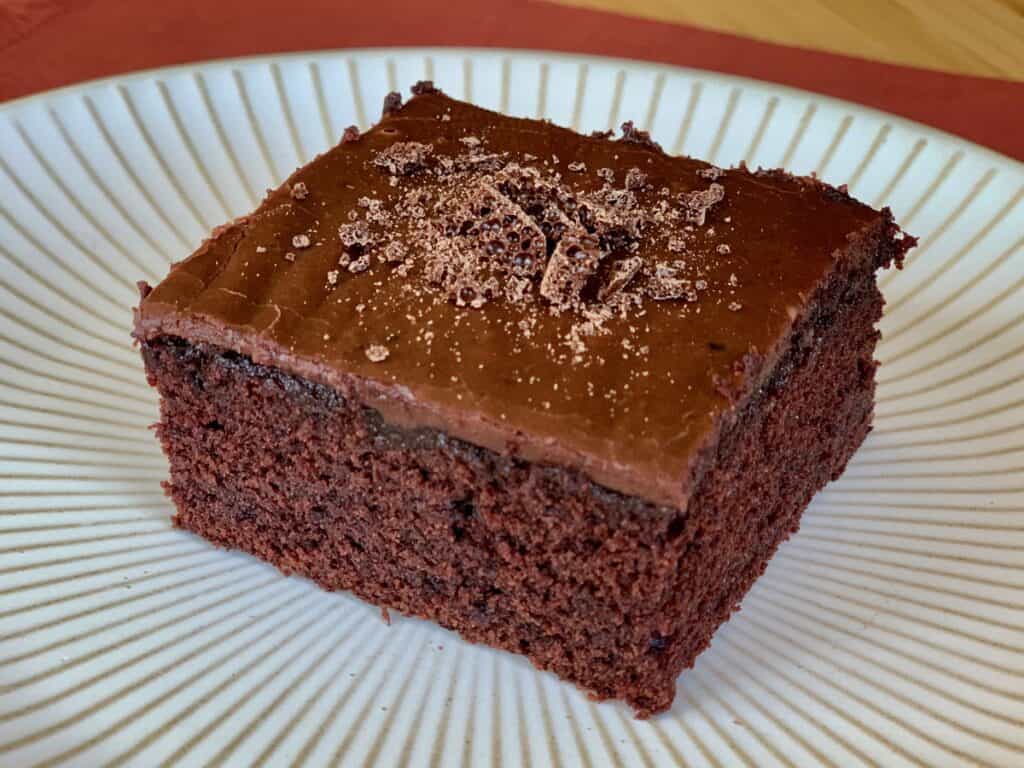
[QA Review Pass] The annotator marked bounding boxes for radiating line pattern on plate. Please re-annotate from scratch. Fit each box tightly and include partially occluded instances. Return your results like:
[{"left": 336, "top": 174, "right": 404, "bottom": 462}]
[{"left": 0, "top": 49, "right": 1021, "bottom": 767}]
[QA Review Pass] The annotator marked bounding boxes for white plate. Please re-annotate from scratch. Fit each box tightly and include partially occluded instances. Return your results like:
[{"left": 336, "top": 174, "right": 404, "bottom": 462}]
[{"left": 1, "top": 48, "right": 1021, "bottom": 768}]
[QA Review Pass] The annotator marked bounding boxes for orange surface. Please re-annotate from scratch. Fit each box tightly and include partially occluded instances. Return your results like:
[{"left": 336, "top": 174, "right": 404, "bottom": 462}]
[{"left": 1, "top": 0, "right": 1022, "bottom": 159}]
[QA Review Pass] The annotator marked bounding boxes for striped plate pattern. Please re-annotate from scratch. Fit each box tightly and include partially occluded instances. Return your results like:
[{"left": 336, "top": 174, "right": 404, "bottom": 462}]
[{"left": 0, "top": 49, "right": 1021, "bottom": 767}]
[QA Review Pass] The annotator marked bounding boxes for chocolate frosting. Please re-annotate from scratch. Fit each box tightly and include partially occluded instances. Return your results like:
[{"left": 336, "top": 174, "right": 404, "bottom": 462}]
[{"left": 135, "top": 86, "right": 903, "bottom": 508}]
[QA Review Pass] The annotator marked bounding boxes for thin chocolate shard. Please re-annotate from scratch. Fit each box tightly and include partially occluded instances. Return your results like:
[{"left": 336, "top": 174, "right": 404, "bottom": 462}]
[
  {"left": 540, "top": 233, "right": 604, "bottom": 308},
  {"left": 423, "top": 179, "right": 550, "bottom": 308},
  {"left": 598, "top": 256, "right": 642, "bottom": 301},
  {"left": 341, "top": 125, "right": 361, "bottom": 144},
  {"left": 680, "top": 183, "right": 725, "bottom": 226},
  {"left": 382, "top": 91, "right": 403, "bottom": 116}
]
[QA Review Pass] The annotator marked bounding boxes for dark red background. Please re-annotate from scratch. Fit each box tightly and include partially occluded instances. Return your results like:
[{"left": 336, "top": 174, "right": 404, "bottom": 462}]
[{"left": 2, "top": 0, "right": 1022, "bottom": 159}]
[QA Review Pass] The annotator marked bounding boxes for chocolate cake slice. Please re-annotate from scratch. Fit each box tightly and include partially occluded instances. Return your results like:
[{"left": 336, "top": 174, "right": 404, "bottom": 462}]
[{"left": 134, "top": 83, "right": 914, "bottom": 717}]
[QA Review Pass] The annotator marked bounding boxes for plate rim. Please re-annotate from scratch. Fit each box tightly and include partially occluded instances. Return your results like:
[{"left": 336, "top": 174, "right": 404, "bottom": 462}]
[
  {"left": 3, "top": 45, "right": 1021, "bottom": 174},
  {"left": 2, "top": 43, "right": 1022, "bottom": 768}
]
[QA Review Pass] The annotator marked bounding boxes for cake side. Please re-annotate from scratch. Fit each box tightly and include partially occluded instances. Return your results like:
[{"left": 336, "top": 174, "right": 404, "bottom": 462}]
[
  {"left": 140, "top": 214, "right": 899, "bottom": 716},
  {"left": 134, "top": 85, "right": 898, "bottom": 511}
]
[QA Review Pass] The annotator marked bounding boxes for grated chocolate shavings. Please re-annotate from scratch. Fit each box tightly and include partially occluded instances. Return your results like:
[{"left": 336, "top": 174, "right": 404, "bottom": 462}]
[
  {"left": 290, "top": 182, "right": 309, "bottom": 200},
  {"left": 667, "top": 236, "right": 687, "bottom": 254},
  {"left": 292, "top": 234, "right": 311, "bottom": 249},
  {"left": 373, "top": 142, "right": 434, "bottom": 176},
  {"left": 728, "top": 301, "right": 743, "bottom": 311},
  {"left": 326, "top": 269, "right": 339, "bottom": 286},
  {"left": 647, "top": 264, "right": 697, "bottom": 302},
  {"left": 597, "top": 168, "right": 615, "bottom": 184},
  {"left": 624, "top": 167, "right": 648, "bottom": 191},
  {"left": 365, "top": 344, "right": 390, "bottom": 362},
  {"left": 567, "top": 161, "right": 586, "bottom": 172},
  {"left": 382, "top": 241, "right": 407, "bottom": 263},
  {"left": 256, "top": 245, "right": 267, "bottom": 253},
  {"left": 697, "top": 166, "right": 724, "bottom": 180},
  {"left": 348, "top": 253, "right": 371, "bottom": 273},
  {"left": 341, "top": 125, "right": 361, "bottom": 144},
  {"left": 717, "top": 244, "right": 731, "bottom": 255},
  {"left": 339, "top": 220, "right": 374, "bottom": 250},
  {"left": 284, "top": 252, "right": 296, "bottom": 262}
]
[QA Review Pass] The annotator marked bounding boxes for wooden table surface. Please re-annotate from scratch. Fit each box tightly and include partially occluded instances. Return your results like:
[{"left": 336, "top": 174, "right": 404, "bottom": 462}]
[{"left": 562, "top": 0, "right": 1024, "bottom": 80}]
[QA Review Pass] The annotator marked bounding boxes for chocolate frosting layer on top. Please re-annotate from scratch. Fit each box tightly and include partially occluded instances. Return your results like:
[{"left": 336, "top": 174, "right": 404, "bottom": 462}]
[{"left": 135, "top": 85, "right": 903, "bottom": 508}]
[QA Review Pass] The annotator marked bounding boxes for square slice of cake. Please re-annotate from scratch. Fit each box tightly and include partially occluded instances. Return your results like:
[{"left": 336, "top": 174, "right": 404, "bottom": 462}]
[{"left": 134, "top": 82, "right": 914, "bottom": 716}]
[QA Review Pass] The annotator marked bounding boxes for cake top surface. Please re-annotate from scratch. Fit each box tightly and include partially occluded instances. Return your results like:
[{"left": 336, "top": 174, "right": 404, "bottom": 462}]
[{"left": 136, "top": 84, "right": 894, "bottom": 507}]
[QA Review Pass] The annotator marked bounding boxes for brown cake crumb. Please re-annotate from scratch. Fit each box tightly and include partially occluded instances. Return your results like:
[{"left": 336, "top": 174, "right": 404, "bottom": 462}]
[
  {"left": 411, "top": 80, "right": 441, "bottom": 96},
  {"left": 618, "top": 121, "right": 662, "bottom": 151},
  {"left": 382, "top": 91, "right": 403, "bottom": 117},
  {"left": 365, "top": 344, "right": 390, "bottom": 361},
  {"left": 697, "top": 166, "right": 724, "bottom": 180}
]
